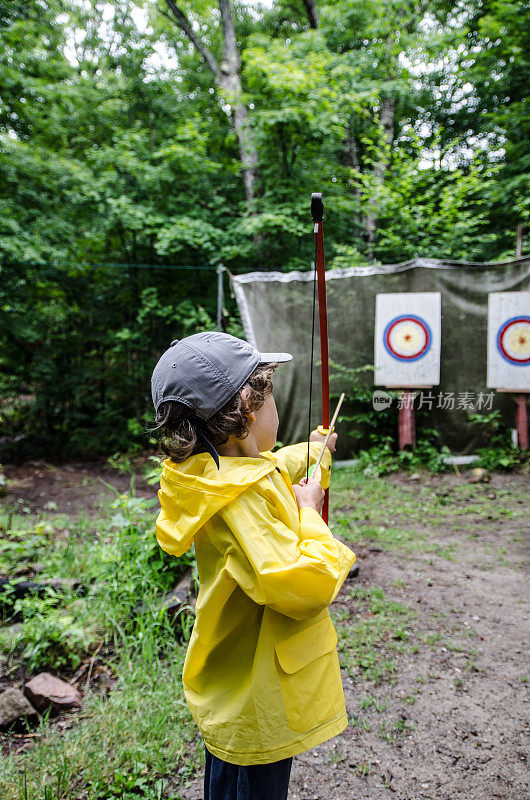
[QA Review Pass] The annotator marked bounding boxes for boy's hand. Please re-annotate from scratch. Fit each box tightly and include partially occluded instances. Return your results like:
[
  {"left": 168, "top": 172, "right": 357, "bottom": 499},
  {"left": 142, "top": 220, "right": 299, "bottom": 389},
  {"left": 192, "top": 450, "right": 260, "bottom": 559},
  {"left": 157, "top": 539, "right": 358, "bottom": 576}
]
[
  {"left": 310, "top": 428, "right": 338, "bottom": 453},
  {"left": 293, "top": 477, "right": 325, "bottom": 514}
]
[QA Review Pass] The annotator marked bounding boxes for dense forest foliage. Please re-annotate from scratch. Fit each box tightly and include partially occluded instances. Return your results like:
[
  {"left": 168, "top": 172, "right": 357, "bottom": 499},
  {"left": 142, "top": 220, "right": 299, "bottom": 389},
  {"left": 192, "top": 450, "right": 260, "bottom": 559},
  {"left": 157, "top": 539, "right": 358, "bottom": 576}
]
[{"left": 1, "top": 0, "right": 528, "bottom": 458}]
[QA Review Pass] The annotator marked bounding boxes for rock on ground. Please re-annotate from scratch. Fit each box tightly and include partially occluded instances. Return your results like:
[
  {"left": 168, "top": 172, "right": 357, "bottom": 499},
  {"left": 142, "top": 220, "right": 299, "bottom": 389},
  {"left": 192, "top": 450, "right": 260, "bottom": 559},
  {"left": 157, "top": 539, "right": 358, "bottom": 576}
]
[
  {"left": 24, "top": 673, "right": 82, "bottom": 712},
  {"left": 0, "top": 688, "right": 38, "bottom": 729}
]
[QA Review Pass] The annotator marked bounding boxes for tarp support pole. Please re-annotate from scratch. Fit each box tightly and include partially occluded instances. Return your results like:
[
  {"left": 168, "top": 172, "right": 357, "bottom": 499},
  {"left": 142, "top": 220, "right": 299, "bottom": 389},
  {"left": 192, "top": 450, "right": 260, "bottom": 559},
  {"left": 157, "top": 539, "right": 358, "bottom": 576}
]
[
  {"left": 217, "top": 264, "right": 224, "bottom": 332},
  {"left": 516, "top": 225, "right": 523, "bottom": 258}
]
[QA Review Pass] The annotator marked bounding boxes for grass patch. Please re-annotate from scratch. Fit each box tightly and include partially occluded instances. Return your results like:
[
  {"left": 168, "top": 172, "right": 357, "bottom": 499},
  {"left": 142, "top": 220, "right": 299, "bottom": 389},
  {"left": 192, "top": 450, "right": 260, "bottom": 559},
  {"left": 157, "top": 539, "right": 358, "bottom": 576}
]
[
  {"left": 0, "top": 493, "right": 194, "bottom": 670},
  {"left": 330, "top": 470, "right": 527, "bottom": 559},
  {"left": 0, "top": 635, "right": 199, "bottom": 799},
  {"left": 336, "top": 586, "right": 414, "bottom": 685},
  {"left": 0, "top": 488, "right": 200, "bottom": 799}
]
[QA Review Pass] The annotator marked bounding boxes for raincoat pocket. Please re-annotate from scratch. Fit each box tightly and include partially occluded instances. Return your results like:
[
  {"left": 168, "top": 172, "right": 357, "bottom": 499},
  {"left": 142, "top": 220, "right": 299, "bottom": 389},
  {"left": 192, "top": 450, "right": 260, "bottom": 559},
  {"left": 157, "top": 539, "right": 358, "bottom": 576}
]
[{"left": 275, "top": 616, "right": 345, "bottom": 734}]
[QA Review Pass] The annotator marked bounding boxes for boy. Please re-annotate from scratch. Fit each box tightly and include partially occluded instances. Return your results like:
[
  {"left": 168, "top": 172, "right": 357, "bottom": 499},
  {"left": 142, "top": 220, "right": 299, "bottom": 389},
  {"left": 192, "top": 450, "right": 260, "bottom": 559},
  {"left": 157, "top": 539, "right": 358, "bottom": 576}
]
[{"left": 151, "top": 332, "right": 356, "bottom": 800}]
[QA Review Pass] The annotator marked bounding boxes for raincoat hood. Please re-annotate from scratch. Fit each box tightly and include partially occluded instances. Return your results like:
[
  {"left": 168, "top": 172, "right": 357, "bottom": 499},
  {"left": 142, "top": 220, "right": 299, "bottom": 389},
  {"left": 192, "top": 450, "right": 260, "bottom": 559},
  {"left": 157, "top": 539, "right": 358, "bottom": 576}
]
[{"left": 156, "top": 453, "right": 276, "bottom": 557}]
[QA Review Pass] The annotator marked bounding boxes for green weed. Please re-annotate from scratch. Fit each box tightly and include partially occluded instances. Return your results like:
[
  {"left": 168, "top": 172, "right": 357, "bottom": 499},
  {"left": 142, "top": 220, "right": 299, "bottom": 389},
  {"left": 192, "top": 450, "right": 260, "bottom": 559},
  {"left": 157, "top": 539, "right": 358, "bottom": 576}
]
[
  {"left": 338, "top": 586, "right": 413, "bottom": 684},
  {"left": 353, "top": 762, "right": 373, "bottom": 777}
]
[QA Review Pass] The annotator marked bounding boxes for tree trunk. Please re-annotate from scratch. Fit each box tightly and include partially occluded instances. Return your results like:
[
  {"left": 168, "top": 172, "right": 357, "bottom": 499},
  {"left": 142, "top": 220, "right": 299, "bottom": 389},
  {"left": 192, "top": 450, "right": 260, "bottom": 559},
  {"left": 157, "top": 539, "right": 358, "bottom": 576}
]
[
  {"left": 164, "top": 0, "right": 258, "bottom": 206},
  {"left": 364, "top": 96, "right": 395, "bottom": 256},
  {"left": 218, "top": 0, "right": 258, "bottom": 203},
  {"left": 302, "top": 0, "right": 319, "bottom": 28}
]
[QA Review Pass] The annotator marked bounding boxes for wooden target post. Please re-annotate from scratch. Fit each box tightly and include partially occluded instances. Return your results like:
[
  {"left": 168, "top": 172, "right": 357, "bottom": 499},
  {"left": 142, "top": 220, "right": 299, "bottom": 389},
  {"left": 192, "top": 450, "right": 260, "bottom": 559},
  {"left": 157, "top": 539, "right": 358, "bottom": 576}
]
[
  {"left": 487, "top": 292, "right": 530, "bottom": 449},
  {"left": 515, "top": 396, "right": 529, "bottom": 450},
  {"left": 398, "top": 389, "right": 417, "bottom": 450},
  {"left": 375, "top": 293, "right": 442, "bottom": 450}
]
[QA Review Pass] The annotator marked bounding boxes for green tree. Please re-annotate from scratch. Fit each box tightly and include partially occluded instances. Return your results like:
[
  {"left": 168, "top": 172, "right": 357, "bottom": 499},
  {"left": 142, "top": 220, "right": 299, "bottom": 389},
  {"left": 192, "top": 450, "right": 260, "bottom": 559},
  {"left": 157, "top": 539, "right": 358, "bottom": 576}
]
[{"left": 0, "top": 0, "right": 527, "bottom": 458}]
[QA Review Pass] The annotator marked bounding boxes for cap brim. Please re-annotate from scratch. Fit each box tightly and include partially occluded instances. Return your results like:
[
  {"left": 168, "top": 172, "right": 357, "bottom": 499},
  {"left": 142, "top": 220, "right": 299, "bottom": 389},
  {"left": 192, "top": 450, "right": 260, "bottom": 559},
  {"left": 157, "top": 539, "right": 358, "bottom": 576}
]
[{"left": 259, "top": 352, "right": 293, "bottom": 363}]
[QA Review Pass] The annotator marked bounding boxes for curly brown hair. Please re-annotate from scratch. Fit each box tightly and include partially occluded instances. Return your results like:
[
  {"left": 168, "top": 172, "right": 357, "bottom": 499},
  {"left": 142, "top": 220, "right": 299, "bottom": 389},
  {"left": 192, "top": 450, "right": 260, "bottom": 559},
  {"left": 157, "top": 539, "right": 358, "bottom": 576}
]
[{"left": 153, "top": 363, "right": 277, "bottom": 463}]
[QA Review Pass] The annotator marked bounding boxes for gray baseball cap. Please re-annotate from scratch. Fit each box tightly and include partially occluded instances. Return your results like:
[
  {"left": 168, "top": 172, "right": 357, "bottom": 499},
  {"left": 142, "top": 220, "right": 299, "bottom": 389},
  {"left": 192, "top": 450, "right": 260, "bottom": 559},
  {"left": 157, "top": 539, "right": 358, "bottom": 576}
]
[{"left": 151, "top": 332, "right": 292, "bottom": 420}]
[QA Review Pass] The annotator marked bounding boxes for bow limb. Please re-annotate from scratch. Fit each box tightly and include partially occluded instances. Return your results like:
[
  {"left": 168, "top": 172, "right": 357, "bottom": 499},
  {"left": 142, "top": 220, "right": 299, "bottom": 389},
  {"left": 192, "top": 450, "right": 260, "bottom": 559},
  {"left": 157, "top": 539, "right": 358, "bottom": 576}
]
[{"left": 311, "top": 193, "right": 330, "bottom": 523}]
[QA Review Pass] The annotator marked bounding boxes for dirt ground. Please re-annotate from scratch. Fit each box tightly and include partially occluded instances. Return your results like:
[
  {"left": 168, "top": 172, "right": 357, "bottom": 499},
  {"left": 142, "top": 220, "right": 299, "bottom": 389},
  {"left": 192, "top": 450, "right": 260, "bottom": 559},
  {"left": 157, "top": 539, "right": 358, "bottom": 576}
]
[
  {"left": 1, "top": 464, "right": 529, "bottom": 800},
  {"left": 2, "top": 460, "right": 155, "bottom": 515}
]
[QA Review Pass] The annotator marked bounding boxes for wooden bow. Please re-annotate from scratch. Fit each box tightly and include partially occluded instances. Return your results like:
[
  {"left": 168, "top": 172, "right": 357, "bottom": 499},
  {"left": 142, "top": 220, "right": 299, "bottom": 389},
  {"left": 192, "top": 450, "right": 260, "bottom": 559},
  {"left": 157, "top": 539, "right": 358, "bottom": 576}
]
[{"left": 311, "top": 192, "right": 331, "bottom": 523}]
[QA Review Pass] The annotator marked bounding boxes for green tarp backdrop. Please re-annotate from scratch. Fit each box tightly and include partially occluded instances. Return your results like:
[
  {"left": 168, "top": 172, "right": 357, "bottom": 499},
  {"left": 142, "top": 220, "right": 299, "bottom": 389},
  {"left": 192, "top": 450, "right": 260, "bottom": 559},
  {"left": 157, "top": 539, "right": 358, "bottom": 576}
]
[{"left": 232, "top": 256, "right": 530, "bottom": 454}]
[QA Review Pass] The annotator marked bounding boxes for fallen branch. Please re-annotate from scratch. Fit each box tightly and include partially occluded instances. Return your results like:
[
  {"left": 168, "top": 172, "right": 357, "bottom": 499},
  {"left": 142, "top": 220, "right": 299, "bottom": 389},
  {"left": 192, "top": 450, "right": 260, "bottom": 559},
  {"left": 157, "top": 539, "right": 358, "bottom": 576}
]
[{"left": 0, "top": 577, "right": 86, "bottom": 599}]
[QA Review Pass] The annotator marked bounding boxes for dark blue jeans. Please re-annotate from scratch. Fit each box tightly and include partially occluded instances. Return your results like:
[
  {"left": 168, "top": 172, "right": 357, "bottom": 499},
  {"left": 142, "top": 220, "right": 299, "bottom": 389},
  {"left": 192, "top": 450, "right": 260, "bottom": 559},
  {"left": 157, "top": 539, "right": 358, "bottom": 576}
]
[{"left": 204, "top": 747, "right": 293, "bottom": 800}]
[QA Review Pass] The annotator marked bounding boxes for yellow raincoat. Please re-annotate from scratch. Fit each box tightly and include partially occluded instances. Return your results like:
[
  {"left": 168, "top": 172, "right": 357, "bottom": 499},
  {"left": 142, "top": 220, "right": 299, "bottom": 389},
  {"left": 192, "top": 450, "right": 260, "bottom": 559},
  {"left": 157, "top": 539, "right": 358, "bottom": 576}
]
[{"left": 156, "top": 442, "right": 356, "bottom": 765}]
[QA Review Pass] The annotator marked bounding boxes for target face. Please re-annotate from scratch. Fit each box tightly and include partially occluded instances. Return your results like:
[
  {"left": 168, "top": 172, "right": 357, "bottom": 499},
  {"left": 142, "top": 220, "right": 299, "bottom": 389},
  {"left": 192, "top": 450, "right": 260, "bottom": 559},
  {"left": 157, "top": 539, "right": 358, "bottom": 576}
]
[
  {"left": 487, "top": 293, "right": 530, "bottom": 390},
  {"left": 375, "top": 293, "right": 441, "bottom": 387},
  {"left": 496, "top": 316, "right": 530, "bottom": 366},
  {"left": 383, "top": 315, "right": 432, "bottom": 362}
]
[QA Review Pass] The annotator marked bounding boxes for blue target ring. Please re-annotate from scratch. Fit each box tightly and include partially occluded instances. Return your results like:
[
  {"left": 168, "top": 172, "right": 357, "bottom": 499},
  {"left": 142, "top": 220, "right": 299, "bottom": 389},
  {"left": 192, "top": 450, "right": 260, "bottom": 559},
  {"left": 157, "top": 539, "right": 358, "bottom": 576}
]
[{"left": 383, "top": 314, "right": 432, "bottom": 363}]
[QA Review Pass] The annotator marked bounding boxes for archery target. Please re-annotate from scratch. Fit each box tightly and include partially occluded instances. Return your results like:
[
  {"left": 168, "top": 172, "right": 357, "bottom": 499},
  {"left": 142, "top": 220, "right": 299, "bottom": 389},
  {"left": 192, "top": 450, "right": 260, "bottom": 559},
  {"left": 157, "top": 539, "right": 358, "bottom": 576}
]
[
  {"left": 384, "top": 315, "right": 432, "bottom": 362},
  {"left": 375, "top": 293, "right": 441, "bottom": 387},
  {"left": 487, "top": 293, "right": 530, "bottom": 390}
]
